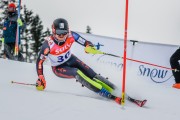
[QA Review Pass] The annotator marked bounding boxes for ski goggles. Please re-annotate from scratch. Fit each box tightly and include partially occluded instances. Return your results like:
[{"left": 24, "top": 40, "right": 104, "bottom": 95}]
[{"left": 56, "top": 32, "right": 68, "bottom": 36}]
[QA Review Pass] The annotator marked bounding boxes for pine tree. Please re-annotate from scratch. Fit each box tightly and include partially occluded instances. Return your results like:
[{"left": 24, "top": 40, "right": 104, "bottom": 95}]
[
  {"left": 21, "top": 5, "right": 34, "bottom": 62},
  {"left": 86, "top": 25, "right": 92, "bottom": 34},
  {"left": 0, "top": 0, "right": 8, "bottom": 56},
  {"left": 42, "top": 28, "right": 51, "bottom": 38},
  {"left": 0, "top": 0, "right": 8, "bottom": 33},
  {"left": 21, "top": 5, "right": 50, "bottom": 62},
  {"left": 30, "top": 14, "right": 43, "bottom": 61}
]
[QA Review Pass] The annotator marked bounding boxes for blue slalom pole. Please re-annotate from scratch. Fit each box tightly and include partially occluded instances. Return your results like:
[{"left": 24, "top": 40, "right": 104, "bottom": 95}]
[{"left": 14, "top": 0, "right": 21, "bottom": 58}]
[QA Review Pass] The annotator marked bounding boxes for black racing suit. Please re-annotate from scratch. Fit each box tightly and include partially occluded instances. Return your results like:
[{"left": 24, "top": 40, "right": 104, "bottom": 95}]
[{"left": 170, "top": 47, "right": 180, "bottom": 83}]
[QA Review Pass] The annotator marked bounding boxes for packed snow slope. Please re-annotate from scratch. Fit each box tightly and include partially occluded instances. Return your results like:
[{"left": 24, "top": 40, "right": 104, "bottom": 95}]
[{"left": 0, "top": 58, "right": 179, "bottom": 120}]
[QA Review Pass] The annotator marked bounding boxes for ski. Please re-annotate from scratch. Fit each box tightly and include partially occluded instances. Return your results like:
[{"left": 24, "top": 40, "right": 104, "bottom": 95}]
[
  {"left": 127, "top": 96, "right": 147, "bottom": 107},
  {"left": 112, "top": 94, "right": 147, "bottom": 107}
]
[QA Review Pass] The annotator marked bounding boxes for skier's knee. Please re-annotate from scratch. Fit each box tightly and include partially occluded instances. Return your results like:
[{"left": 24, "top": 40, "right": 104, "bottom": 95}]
[{"left": 76, "top": 70, "right": 102, "bottom": 92}]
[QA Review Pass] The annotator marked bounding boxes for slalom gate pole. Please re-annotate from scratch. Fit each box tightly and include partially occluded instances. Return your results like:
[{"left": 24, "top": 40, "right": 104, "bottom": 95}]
[
  {"left": 14, "top": 0, "right": 21, "bottom": 58},
  {"left": 121, "top": 0, "right": 129, "bottom": 106},
  {"left": 11, "top": 81, "right": 36, "bottom": 86},
  {"left": 103, "top": 52, "right": 178, "bottom": 72}
]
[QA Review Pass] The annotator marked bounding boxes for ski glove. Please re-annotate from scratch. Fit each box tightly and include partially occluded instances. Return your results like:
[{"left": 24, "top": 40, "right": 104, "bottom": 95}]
[
  {"left": 1, "top": 38, "right": 4, "bottom": 51},
  {"left": 36, "top": 75, "right": 46, "bottom": 91},
  {"left": 84, "top": 46, "right": 103, "bottom": 54},
  {"left": 17, "top": 18, "right": 23, "bottom": 26},
  {"left": 1, "top": 37, "right": 4, "bottom": 43}
]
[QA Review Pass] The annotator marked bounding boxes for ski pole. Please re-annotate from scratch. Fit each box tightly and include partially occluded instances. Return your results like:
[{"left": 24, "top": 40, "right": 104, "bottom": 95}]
[
  {"left": 96, "top": 52, "right": 179, "bottom": 72},
  {"left": 11, "top": 81, "right": 36, "bottom": 86}
]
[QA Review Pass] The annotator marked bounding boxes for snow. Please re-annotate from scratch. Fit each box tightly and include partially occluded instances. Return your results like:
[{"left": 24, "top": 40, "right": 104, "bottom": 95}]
[{"left": 0, "top": 58, "right": 180, "bottom": 120}]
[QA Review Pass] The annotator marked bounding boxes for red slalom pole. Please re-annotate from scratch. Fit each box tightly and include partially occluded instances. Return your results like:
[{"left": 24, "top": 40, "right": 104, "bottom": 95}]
[
  {"left": 121, "top": 0, "right": 129, "bottom": 106},
  {"left": 11, "top": 81, "right": 36, "bottom": 86}
]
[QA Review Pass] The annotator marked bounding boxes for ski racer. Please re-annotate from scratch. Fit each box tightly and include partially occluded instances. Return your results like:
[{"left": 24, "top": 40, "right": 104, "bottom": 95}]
[{"left": 35, "top": 18, "right": 122, "bottom": 104}]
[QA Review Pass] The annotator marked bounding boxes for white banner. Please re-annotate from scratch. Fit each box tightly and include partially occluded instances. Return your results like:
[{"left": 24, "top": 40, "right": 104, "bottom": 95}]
[{"left": 72, "top": 32, "right": 179, "bottom": 86}]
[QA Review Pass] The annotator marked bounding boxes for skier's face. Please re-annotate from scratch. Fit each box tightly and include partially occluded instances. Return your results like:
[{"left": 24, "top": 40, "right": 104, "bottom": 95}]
[
  {"left": 55, "top": 32, "right": 68, "bottom": 42},
  {"left": 8, "top": 7, "right": 16, "bottom": 12},
  {"left": 52, "top": 24, "right": 68, "bottom": 42}
]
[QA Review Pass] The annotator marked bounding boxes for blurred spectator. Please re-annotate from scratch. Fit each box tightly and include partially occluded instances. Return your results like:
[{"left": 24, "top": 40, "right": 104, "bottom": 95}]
[{"left": 2, "top": 2, "right": 25, "bottom": 61}]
